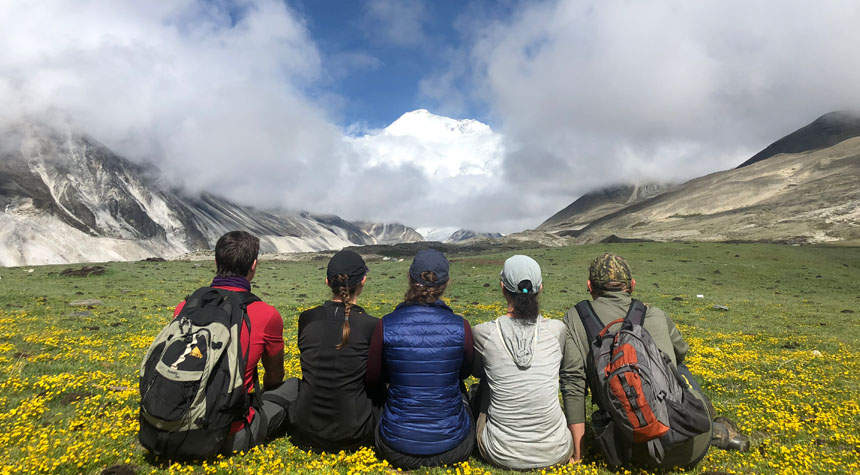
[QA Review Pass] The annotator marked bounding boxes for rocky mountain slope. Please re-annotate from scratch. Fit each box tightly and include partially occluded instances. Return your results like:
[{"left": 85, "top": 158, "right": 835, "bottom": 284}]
[
  {"left": 737, "top": 111, "right": 860, "bottom": 168},
  {"left": 0, "top": 123, "right": 418, "bottom": 266},
  {"left": 538, "top": 183, "right": 673, "bottom": 232},
  {"left": 413, "top": 227, "right": 502, "bottom": 243},
  {"left": 540, "top": 112, "right": 860, "bottom": 244},
  {"left": 447, "top": 229, "right": 503, "bottom": 242},
  {"left": 356, "top": 221, "right": 424, "bottom": 245}
]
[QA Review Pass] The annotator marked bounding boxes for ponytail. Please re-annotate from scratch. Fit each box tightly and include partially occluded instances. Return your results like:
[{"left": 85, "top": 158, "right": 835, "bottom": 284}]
[
  {"left": 331, "top": 273, "right": 355, "bottom": 349},
  {"left": 404, "top": 271, "right": 447, "bottom": 304},
  {"left": 504, "top": 279, "right": 539, "bottom": 321}
]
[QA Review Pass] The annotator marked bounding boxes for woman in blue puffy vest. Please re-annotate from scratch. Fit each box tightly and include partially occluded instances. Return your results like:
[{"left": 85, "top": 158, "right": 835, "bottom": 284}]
[{"left": 366, "top": 249, "right": 475, "bottom": 469}]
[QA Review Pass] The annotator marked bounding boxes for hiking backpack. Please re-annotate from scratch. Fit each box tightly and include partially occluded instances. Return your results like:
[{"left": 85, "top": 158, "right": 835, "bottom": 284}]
[
  {"left": 575, "top": 299, "right": 711, "bottom": 466},
  {"left": 138, "top": 287, "right": 261, "bottom": 459}
]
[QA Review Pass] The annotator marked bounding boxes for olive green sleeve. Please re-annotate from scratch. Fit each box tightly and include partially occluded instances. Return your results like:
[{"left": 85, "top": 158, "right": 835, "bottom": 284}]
[
  {"left": 560, "top": 309, "right": 588, "bottom": 424},
  {"left": 662, "top": 309, "right": 689, "bottom": 365}
]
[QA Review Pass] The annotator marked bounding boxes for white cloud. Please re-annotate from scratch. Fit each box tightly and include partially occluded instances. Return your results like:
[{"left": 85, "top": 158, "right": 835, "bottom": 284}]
[
  {"left": 438, "top": 0, "right": 860, "bottom": 224},
  {"left": 351, "top": 109, "right": 503, "bottom": 178},
  {"left": 0, "top": 0, "right": 347, "bottom": 210},
  {"left": 339, "top": 109, "right": 511, "bottom": 231},
  {"left": 6, "top": 1, "right": 860, "bottom": 237},
  {"left": 0, "top": 0, "right": 519, "bottom": 234}
]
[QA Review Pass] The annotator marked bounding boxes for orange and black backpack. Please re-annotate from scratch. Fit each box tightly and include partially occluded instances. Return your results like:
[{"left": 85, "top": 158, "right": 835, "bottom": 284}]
[{"left": 575, "top": 299, "right": 711, "bottom": 466}]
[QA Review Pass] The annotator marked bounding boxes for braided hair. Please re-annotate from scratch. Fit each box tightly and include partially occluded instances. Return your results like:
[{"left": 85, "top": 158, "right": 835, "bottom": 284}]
[
  {"left": 330, "top": 273, "right": 358, "bottom": 349},
  {"left": 503, "top": 279, "right": 539, "bottom": 321}
]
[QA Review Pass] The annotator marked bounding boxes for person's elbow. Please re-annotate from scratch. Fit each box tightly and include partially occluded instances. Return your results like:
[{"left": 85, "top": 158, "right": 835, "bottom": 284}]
[{"left": 261, "top": 349, "right": 286, "bottom": 390}]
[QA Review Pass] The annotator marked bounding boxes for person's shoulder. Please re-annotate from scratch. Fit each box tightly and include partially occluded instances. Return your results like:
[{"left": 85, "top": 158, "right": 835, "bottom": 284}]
[
  {"left": 299, "top": 304, "right": 325, "bottom": 317},
  {"left": 641, "top": 301, "right": 668, "bottom": 318},
  {"left": 351, "top": 305, "right": 380, "bottom": 327},
  {"left": 473, "top": 319, "right": 495, "bottom": 336},
  {"left": 247, "top": 299, "right": 281, "bottom": 320},
  {"left": 380, "top": 305, "right": 403, "bottom": 320},
  {"left": 543, "top": 317, "right": 567, "bottom": 333},
  {"left": 561, "top": 303, "right": 586, "bottom": 328},
  {"left": 562, "top": 299, "right": 589, "bottom": 317}
]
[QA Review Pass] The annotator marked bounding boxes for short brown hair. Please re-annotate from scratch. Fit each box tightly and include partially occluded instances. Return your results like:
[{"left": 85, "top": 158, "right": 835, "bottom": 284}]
[{"left": 215, "top": 231, "right": 260, "bottom": 277}]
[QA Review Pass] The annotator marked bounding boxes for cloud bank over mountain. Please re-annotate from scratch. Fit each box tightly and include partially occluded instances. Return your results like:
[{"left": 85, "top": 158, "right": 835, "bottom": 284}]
[
  {"left": 437, "top": 0, "right": 860, "bottom": 223},
  {"left": 0, "top": 0, "right": 515, "bottom": 231},
  {"left": 0, "top": 0, "right": 341, "bottom": 210},
  {"left": 3, "top": 0, "right": 860, "bottom": 234}
]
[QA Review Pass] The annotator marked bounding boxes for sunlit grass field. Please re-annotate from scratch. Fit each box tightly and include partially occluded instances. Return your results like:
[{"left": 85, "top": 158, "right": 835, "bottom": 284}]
[{"left": 0, "top": 242, "right": 858, "bottom": 474}]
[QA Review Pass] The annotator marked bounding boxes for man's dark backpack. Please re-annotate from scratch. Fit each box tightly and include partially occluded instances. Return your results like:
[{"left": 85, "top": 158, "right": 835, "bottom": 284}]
[
  {"left": 575, "top": 300, "right": 711, "bottom": 466},
  {"left": 139, "top": 287, "right": 261, "bottom": 459}
]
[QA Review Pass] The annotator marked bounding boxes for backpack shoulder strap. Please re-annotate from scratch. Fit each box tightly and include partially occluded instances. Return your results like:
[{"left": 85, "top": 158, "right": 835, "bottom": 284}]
[
  {"left": 625, "top": 299, "right": 647, "bottom": 326},
  {"left": 574, "top": 300, "right": 604, "bottom": 343},
  {"left": 183, "top": 286, "right": 219, "bottom": 310},
  {"left": 235, "top": 291, "right": 264, "bottom": 412},
  {"left": 240, "top": 291, "right": 261, "bottom": 307}
]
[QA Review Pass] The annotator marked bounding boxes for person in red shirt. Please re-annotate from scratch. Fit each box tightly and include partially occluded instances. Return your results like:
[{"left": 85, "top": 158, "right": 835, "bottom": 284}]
[{"left": 172, "top": 231, "right": 290, "bottom": 454}]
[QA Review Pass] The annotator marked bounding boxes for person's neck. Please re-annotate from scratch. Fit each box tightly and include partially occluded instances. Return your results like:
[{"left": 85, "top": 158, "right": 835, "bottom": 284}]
[
  {"left": 212, "top": 275, "right": 251, "bottom": 292},
  {"left": 593, "top": 289, "right": 632, "bottom": 299}
]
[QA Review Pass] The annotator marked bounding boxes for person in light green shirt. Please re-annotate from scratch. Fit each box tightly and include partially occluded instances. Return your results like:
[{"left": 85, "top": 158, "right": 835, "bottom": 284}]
[{"left": 559, "top": 253, "right": 748, "bottom": 468}]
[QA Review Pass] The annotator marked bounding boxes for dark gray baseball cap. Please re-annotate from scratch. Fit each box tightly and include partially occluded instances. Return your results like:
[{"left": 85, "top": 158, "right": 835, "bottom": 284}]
[
  {"left": 327, "top": 250, "right": 368, "bottom": 286},
  {"left": 500, "top": 255, "right": 542, "bottom": 293},
  {"left": 409, "top": 249, "right": 449, "bottom": 286}
]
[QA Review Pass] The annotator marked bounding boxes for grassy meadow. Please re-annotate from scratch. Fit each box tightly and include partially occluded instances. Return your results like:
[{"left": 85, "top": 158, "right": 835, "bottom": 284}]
[{"left": 0, "top": 242, "right": 858, "bottom": 474}]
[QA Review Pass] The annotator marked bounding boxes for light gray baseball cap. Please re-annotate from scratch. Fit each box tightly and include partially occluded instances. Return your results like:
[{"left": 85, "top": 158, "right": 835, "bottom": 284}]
[{"left": 500, "top": 255, "right": 542, "bottom": 293}]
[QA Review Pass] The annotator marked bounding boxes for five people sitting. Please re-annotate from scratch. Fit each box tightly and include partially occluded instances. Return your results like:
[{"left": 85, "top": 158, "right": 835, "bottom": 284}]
[{"left": 142, "top": 231, "right": 747, "bottom": 469}]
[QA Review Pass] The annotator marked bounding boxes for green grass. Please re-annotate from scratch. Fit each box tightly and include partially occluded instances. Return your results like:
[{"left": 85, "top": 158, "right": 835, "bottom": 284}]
[{"left": 0, "top": 242, "right": 858, "bottom": 474}]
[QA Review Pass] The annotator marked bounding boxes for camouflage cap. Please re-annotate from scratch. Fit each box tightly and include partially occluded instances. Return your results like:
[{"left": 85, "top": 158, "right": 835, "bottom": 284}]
[{"left": 589, "top": 253, "right": 633, "bottom": 289}]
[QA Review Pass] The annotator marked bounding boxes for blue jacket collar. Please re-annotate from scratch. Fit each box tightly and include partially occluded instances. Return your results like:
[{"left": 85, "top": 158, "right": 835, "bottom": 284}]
[{"left": 395, "top": 299, "right": 452, "bottom": 312}]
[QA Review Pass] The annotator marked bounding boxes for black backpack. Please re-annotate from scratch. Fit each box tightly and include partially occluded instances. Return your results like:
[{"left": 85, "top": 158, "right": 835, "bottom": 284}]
[
  {"left": 575, "top": 299, "right": 712, "bottom": 466},
  {"left": 139, "top": 287, "right": 261, "bottom": 459}
]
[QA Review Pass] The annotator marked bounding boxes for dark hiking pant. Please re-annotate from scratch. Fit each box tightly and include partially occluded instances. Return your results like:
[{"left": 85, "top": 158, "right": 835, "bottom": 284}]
[{"left": 221, "top": 378, "right": 299, "bottom": 454}]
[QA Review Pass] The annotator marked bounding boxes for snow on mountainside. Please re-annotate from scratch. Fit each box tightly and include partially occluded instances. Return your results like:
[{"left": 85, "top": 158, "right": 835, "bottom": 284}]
[
  {"left": 414, "top": 226, "right": 460, "bottom": 242},
  {"left": 414, "top": 226, "right": 502, "bottom": 243},
  {"left": 0, "top": 123, "right": 412, "bottom": 266},
  {"left": 356, "top": 221, "right": 423, "bottom": 245},
  {"left": 384, "top": 109, "right": 492, "bottom": 141}
]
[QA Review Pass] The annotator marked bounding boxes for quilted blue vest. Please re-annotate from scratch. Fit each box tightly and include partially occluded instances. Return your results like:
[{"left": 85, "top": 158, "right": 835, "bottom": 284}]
[{"left": 378, "top": 301, "right": 471, "bottom": 455}]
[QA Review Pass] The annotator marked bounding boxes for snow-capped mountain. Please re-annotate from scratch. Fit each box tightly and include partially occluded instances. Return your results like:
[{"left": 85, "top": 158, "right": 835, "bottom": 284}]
[
  {"left": 384, "top": 109, "right": 493, "bottom": 141},
  {"left": 348, "top": 109, "right": 505, "bottom": 179},
  {"left": 0, "top": 123, "right": 416, "bottom": 266},
  {"left": 414, "top": 227, "right": 502, "bottom": 243}
]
